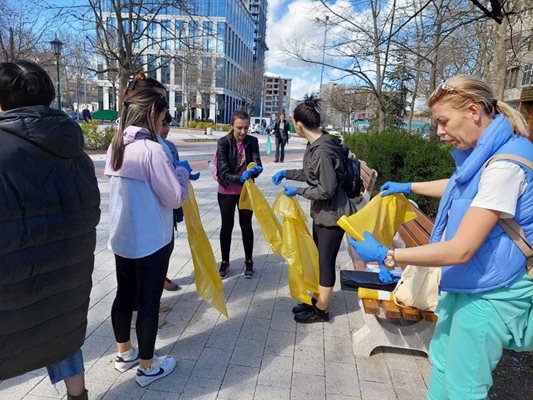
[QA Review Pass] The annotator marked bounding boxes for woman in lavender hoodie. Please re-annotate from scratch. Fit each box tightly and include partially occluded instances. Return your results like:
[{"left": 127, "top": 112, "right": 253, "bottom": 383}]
[{"left": 104, "top": 75, "right": 189, "bottom": 387}]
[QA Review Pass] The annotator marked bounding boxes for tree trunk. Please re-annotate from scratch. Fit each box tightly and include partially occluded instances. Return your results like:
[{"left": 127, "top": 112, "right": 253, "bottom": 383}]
[{"left": 493, "top": 17, "right": 507, "bottom": 99}]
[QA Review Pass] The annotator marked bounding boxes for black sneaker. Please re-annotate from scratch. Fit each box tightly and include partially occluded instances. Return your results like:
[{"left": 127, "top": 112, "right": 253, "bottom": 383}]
[
  {"left": 294, "top": 304, "right": 329, "bottom": 324},
  {"left": 244, "top": 260, "right": 254, "bottom": 278},
  {"left": 219, "top": 261, "right": 230, "bottom": 278},
  {"left": 292, "top": 297, "right": 317, "bottom": 314}
]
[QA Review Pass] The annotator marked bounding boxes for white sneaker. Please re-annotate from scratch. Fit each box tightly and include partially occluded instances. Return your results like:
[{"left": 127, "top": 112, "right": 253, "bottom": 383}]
[
  {"left": 135, "top": 356, "right": 176, "bottom": 387},
  {"left": 114, "top": 348, "right": 140, "bottom": 372}
]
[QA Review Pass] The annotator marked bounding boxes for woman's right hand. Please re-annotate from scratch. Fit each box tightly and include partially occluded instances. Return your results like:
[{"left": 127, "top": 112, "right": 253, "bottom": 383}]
[{"left": 380, "top": 181, "right": 412, "bottom": 197}]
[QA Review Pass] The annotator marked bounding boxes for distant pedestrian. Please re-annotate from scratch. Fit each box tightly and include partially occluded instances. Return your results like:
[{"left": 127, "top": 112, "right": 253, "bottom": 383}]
[
  {"left": 0, "top": 60, "right": 100, "bottom": 400},
  {"left": 216, "top": 110, "right": 263, "bottom": 279},
  {"left": 82, "top": 108, "right": 92, "bottom": 122},
  {"left": 273, "top": 113, "right": 290, "bottom": 163},
  {"left": 105, "top": 72, "right": 190, "bottom": 387}
]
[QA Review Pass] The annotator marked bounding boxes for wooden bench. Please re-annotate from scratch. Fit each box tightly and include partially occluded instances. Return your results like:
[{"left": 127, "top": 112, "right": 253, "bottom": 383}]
[{"left": 350, "top": 164, "right": 438, "bottom": 356}]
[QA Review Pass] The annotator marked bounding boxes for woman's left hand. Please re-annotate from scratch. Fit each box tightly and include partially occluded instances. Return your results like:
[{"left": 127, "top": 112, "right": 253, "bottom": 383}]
[
  {"left": 348, "top": 231, "right": 388, "bottom": 263},
  {"left": 283, "top": 185, "right": 297, "bottom": 196}
]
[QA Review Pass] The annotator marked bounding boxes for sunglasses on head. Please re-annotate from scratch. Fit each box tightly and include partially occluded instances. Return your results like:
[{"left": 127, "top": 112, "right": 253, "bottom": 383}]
[
  {"left": 432, "top": 80, "right": 472, "bottom": 102},
  {"left": 126, "top": 71, "right": 146, "bottom": 93}
]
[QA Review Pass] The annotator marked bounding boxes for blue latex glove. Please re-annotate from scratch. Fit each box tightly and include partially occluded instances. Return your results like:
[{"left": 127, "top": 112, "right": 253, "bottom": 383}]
[
  {"left": 284, "top": 185, "right": 297, "bottom": 197},
  {"left": 189, "top": 172, "right": 201, "bottom": 181},
  {"left": 249, "top": 165, "right": 263, "bottom": 176},
  {"left": 380, "top": 181, "right": 412, "bottom": 197},
  {"left": 240, "top": 170, "right": 252, "bottom": 183},
  {"left": 272, "top": 170, "right": 286, "bottom": 185},
  {"left": 347, "top": 231, "right": 388, "bottom": 264},
  {"left": 174, "top": 160, "right": 192, "bottom": 173},
  {"left": 378, "top": 265, "right": 397, "bottom": 283}
]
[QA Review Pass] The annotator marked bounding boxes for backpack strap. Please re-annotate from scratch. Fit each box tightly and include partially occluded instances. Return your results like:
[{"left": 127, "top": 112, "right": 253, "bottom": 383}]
[{"left": 483, "top": 154, "right": 533, "bottom": 277}]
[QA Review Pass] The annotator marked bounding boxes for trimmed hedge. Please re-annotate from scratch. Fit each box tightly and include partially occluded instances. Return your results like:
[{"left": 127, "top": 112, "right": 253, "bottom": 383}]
[
  {"left": 343, "top": 130, "right": 455, "bottom": 218},
  {"left": 81, "top": 121, "right": 115, "bottom": 150}
]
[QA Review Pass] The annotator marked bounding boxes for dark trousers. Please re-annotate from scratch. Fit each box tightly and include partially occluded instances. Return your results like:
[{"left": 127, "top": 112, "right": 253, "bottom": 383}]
[
  {"left": 218, "top": 193, "right": 254, "bottom": 262},
  {"left": 111, "top": 241, "right": 173, "bottom": 360},
  {"left": 312, "top": 224, "right": 344, "bottom": 287},
  {"left": 275, "top": 136, "right": 287, "bottom": 162}
]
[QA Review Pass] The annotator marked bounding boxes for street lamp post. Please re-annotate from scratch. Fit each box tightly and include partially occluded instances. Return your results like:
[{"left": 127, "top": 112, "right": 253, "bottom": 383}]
[
  {"left": 49, "top": 37, "right": 63, "bottom": 110},
  {"left": 316, "top": 15, "right": 329, "bottom": 96}
]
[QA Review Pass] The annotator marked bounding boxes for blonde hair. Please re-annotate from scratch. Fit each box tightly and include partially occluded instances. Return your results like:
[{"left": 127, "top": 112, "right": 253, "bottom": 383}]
[{"left": 428, "top": 74, "right": 529, "bottom": 137}]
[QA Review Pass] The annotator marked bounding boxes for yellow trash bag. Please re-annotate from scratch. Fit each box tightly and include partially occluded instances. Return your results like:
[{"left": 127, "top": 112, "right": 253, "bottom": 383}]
[
  {"left": 272, "top": 192, "right": 319, "bottom": 305},
  {"left": 239, "top": 163, "right": 283, "bottom": 255},
  {"left": 337, "top": 193, "right": 416, "bottom": 246},
  {"left": 182, "top": 181, "right": 228, "bottom": 318}
]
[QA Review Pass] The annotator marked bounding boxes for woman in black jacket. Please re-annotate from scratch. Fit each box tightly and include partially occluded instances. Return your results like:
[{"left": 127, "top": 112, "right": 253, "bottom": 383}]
[
  {"left": 271, "top": 96, "right": 357, "bottom": 323},
  {"left": 216, "top": 110, "right": 263, "bottom": 278}
]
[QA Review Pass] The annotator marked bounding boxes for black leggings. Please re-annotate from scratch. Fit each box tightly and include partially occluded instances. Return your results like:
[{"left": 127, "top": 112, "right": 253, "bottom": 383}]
[
  {"left": 313, "top": 224, "right": 344, "bottom": 287},
  {"left": 111, "top": 241, "right": 173, "bottom": 360},
  {"left": 218, "top": 193, "right": 253, "bottom": 262}
]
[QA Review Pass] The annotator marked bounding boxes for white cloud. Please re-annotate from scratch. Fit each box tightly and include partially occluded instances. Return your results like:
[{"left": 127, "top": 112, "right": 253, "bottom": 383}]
[{"left": 290, "top": 75, "right": 320, "bottom": 99}]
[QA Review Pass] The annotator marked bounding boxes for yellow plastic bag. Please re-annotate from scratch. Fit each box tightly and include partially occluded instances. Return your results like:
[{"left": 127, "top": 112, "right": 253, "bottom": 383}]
[
  {"left": 182, "top": 181, "right": 228, "bottom": 318},
  {"left": 272, "top": 192, "right": 319, "bottom": 305},
  {"left": 337, "top": 193, "right": 416, "bottom": 246},
  {"left": 239, "top": 164, "right": 283, "bottom": 255}
]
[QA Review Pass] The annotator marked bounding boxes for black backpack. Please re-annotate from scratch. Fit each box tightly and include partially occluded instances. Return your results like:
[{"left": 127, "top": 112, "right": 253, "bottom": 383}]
[{"left": 341, "top": 151, "right": 363, "bottom": 199}]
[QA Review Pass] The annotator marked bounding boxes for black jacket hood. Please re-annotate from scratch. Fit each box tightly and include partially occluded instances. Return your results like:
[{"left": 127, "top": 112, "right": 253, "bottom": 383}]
[{"left": 0, "top": 106, "right": 84, "bottom": 159}]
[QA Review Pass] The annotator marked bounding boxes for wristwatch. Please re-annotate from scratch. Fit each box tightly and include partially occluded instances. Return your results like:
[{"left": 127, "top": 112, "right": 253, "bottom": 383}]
[{"left": 384, "top": 248, "right": 396, "bottom": 270}]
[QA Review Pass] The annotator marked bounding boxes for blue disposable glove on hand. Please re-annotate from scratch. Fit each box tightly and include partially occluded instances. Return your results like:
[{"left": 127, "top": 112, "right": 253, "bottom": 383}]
[
  {"left": 240, "top": 170, "right": 252, "bottom": 183},
  {"left": 283, "top": 185, "right": 297, "bottom": 197},
  {"left": 348, "top": 231, "right": 388, "bottom": 264},
  {"left": 272, "top": 170, "right": 286, "bottom": 185},
  {"left": 189, "top": 171, "right": 201, "bottom": 181},
  {"left": 174, "top": 160, "right": 192, "bottom": 173},
  {"left": 249, "top": 166, "right": 263, "bottom": 175},
  {"left": 380, "top": 181, "right": 412, "bottom": 197}
]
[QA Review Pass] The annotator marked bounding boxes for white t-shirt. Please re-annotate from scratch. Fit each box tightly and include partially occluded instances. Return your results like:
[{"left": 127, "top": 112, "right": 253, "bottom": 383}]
[{"left": 471, "top": 161, "right": 528, "bottom": 218}]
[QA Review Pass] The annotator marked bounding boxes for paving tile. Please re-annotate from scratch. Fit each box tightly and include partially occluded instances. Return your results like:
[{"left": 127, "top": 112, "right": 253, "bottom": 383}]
[
  {"left": 395, "top": 387, "right": 427, "bottom": 400},
  {"left": 355, "top": 356, "right": 391, "bottom": 384},
  {"left": 178, "top": 375, "right": 221, "bottom": 400},
  {"left": 145, "top": 358, "right": 195, "bottom": 394},
  {"left": 230, "top": 338, "right": 266, "bottom": 368},
  {"left": 253, "top": 384, "right": 290, "bottom": 400},
  {"left": 415, "top": 357, "right": 432, "bottom": 387},
  {"left": 206, "top": 316, "right": 245, "bottom": 351},
  {"left": 218, "top": 364, "right": 258, "bottom": 400},
  {"left": 291, "top": 372, "right": 326, "bottom": 400},
  {"left": 0, "top": 374, "right": 46, "bottom": 400},
  {"left": 383, "top": 349, "right": 419, "bottom": 373},
  {"left": 325, "top": 362, "right": 359, "bottom": 397},
  {"left": 326, "top": 394, "right": 361, "bottom": 400},
  {"left": 324, "top": 336, "right": 355, "bottom": 364},
  {"left": 359, "top": 381, "right": 396, "bottom": 400},
  {"left": 264, "top": 330, "right": 295, "bottom": 357},
  {"left": 192, "top": 348, "right": 232, "bottom": 380},
  {"left": 389, "top": 369, "right": 426, "bottom": 390},
  {"left": 169, "top": 330, "right": 210, "bottom": 360},
  {"left": 257, "top": 355, "right": 292, "bottom": 389},
  {"left": 239, "top": 317, "right": 271, "bottom": 342},
  {"left": 293, "top": 344, "right": 324, "bottom": 376}
]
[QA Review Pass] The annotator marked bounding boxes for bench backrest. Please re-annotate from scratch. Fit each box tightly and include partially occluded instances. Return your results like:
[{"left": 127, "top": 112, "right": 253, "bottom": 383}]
[
  {"left": 360, "top": 161, "right": 378, "bottom": 203},
  {"left": 397, "top": 202, "right": 434, "bottom": 247}
]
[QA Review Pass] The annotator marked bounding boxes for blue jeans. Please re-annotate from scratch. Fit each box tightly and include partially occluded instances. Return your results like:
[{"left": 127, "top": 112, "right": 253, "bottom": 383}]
[{"left": 46, "top": 349, "right": 84, "bottom": 385}]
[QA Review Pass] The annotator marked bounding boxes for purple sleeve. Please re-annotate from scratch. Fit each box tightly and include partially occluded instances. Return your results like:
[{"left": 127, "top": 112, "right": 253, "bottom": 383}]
[{"left": 148, "top": 144, "right": 189, "bottom": 208}]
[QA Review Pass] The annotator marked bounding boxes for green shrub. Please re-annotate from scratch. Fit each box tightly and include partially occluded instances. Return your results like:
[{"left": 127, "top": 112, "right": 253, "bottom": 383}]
[
  {"left": 188, "top": 121, "right": 197, "bottom": 128},
  {"left": 81, "top": 121, "right": 115, "bottom": 150},
  {"left": 343, "top": 130, "right": 455, "bottom": 218}
]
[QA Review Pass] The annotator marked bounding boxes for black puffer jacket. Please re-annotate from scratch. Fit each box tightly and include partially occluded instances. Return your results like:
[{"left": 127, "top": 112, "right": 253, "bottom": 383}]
[
  {"left": 216, "top": 133, "right": 262, "bottom": 188},
  {"left": 285, "top": 133, "right": 357, "bottom": 226},
  {"left": 0, "top": 106, "right": 101, "bottom": 380}
]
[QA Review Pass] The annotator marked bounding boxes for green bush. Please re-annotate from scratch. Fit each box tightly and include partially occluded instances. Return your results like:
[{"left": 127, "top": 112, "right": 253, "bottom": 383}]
[
  {"left": 343, "top": 130, "right": 455, "bottom": 218},
  {"left": 188, "top": 121, "right": 197, "bottom": 128},
  {"left": 81, "top": 121, "right": 115, "bottom": 150}
]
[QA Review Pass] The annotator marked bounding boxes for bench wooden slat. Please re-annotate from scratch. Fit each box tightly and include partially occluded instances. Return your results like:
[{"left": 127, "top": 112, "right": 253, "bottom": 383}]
[
  {"left": 421, "top": 311, "right": 439, "bottom": 322},
  {"left": 362, "top": 298, "right": 380, "bottom": 315},
  {"left": 400, "top": 306, "right": 423, "bottom": 321},
  {"left": 380, "top": 300, "right": 402, "bottom": 318}
]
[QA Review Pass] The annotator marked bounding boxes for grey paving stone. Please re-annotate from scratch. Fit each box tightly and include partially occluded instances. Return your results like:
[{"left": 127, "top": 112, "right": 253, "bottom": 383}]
[
  {"left": 290, "top": 372, "right": 325, "bottom": 400},
  {"left": 239, "top": 317, "right": 271, "bottom": 342},
  {"left": 383, "top": 349, "right": 419, "bottom": 373},
  {"left": 178, "top": 375, "right": 221, "bottom": 400},
  {"left": 145, "top": 358, "right": 195, "bottom": 394},
  {"left": 230, "top": 337, "right": 266, "bottom": 368},
  {"left": 395, "top": 387, "right": 428, "bottom": 400},
  {"left": 253, "top": 384, "right": 290, "bottom": 400},
  {"left": 270, "top": 310, "right": 297, "bottom": 333},
  {"left": 192, "top": 348, "right": 232, "bottom": 380},
  {"left": 324, "top": 336, "right": 355, "bottom": 364},
  {"left": 326, "top": 394, "right": 361, "bottom": 400},
  {"left": 293, "top": 344, "right": 324, "bottom": 376},
  {"left": 100, "top": 370, "right": 147, "bottom": 399},
  {"left": 140, "top": 390, "right": 181, "bottom": 400},
  {"left": 359, "top": 381, "right": 396, "bottom": 400},
  {"left": 323, "top": 314, "right": 351, "bottom": 339},
  {"left": 28, "top": 377, "right": 65, "bottom": 398},
  {"left": 355, "top": 355, "right": 391, "bottom": 384},
  {"left": 169, "top": 330, "right": 210, "bottom": 360},
  {"left": 325, "top": 362, "right": 360, "bottom": 397},
  {"left": 415, "top": 357, "right": 432, "bottom": 387},
  {"left": 257, "top": 355, "right": 292, "bottom": 389},
  {"left": 264, "top": 330, "right": 295, "bottom": 357},
  {"left": 389, "top": 369, "right": 426, "bottom": 390},
  {"left": 218, "top": 364, "right": 259, "bottom": 400},
  {"left": 0, "top": 373, "right": 45, "bottom": 400},
  {"left": 206, "top": 316, "right": 245, "bottom": 350},
  {"left": 295, "top": 332, "right": 324, "bottom": 348}
]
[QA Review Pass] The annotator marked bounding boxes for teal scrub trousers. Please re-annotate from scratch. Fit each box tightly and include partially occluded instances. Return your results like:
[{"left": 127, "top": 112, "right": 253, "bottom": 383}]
[{"left": 427, "top": 272, "right": 533, "bottom": 400}]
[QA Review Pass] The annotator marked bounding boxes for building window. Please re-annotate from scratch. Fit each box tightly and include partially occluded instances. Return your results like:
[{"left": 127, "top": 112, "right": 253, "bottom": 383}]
[
  {"left": 522, "top": 64, "right": 533, "bottom": 86},
  {"left": 505, "top": 67, "right": 519, "bottom": 89}
]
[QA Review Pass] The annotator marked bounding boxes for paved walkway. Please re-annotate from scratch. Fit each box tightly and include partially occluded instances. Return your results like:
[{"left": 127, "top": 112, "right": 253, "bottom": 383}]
[{"left": 0, "top": 154, "right": 432, "bottom": 400}]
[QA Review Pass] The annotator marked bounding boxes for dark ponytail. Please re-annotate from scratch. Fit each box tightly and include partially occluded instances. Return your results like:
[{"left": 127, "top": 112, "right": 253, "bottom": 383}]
[{"left": 293, "top": 94, "right": 321, "bottom": 130}]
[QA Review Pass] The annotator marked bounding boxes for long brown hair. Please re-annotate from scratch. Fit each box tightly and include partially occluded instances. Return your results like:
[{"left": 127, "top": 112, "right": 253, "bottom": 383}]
[{"left": 110, "top": 73, "right": 168, "bottom": 171}]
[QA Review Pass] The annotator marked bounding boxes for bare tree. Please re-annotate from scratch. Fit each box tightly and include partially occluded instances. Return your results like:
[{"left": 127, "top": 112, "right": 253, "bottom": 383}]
[
  {"left": 325, "top": 85, "right": 370, "bottom": 131},
  {"left": 234, "top": 62, "right": 265, "bottom": 116}
]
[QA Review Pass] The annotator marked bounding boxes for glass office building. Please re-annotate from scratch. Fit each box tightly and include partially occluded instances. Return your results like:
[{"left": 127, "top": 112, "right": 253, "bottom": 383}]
[{"left": 98, "top": 0, "right": 263, "bottom": 124}]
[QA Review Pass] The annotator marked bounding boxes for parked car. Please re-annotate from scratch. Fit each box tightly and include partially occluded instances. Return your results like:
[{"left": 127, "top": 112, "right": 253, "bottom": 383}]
[
  {"left": 66, "top": 111, "right": 79, "bottom": 120},
  {"left": 169, "top": 118, "right": 180, "bottom": 127}
]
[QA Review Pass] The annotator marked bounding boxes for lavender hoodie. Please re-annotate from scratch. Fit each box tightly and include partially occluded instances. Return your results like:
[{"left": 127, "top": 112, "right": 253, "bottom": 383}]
[{"left": 105, "top": 126, "right": 189, "bottom": 258}]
